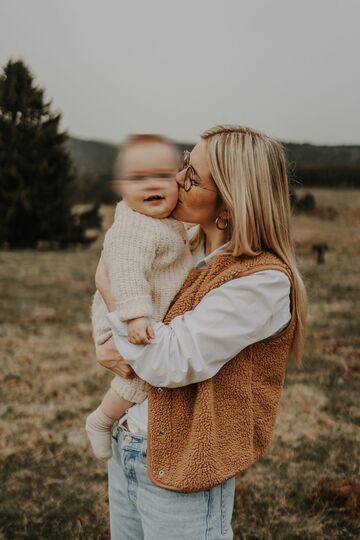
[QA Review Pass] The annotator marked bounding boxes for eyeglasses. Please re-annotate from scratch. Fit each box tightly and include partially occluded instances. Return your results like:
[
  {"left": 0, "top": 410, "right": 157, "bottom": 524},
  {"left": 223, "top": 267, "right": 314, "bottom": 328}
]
[
  {"left": 115, "top": 172, "right": 176, "bottom": 182},
  {"left": 181, "top": 150, "right": 218, "bottom": 193}
]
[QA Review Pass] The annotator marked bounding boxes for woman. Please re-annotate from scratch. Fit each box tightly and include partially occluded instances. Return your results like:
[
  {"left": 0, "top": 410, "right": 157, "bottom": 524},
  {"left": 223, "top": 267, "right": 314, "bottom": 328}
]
[{"left": 95, "top": 124, "right": 307, "bottom": 539}]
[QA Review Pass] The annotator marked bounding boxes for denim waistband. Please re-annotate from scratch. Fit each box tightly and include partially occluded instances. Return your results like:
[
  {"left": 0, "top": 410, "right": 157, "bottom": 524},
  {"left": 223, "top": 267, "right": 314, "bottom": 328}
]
[
  {"left": 112, "top": 422, "right": 147, "bottom": 457},
  {"left": 117, "top": 414, "right": 147, "bottom": 439}
]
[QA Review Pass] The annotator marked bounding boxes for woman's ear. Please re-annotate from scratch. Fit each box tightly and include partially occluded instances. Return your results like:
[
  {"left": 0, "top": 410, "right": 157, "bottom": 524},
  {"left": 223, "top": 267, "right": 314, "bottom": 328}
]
[
  {"left": 219, "top": 206, "right": 230, "bottom": 220},
  {"left": 215, "top": 192, "right": 225, "bottom": 210}
]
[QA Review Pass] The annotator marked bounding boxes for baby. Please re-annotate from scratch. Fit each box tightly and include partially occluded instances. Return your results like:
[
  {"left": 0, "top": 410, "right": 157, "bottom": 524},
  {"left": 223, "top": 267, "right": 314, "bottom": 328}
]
[{"left": 85, "top": 134, "right": 193, "bottom": 459}]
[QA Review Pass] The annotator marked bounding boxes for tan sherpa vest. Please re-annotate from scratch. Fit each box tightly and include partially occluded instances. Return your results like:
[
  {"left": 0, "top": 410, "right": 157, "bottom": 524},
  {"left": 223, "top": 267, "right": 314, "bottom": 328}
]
[{"left": 146, "top": 251, "right": 296, "bottom": 493}]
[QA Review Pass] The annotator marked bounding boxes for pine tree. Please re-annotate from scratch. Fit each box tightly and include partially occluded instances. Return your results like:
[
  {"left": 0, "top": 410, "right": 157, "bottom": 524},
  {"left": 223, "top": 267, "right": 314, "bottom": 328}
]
[{"left": 0, "top": 59, "right": 84, "bottom": 246}]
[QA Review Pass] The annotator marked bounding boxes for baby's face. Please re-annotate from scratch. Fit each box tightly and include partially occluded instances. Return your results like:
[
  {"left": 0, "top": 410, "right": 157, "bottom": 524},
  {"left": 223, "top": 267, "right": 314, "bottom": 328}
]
[{"left": 117, "top": 142, "right": 180, "bottom": 219}]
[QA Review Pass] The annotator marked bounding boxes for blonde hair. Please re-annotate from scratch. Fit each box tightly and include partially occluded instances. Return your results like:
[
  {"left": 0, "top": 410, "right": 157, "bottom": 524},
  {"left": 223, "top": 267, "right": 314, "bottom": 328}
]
[
  {"left": 114, "top": 133, "right": 180, "bottom": 176},
  {"left": 193, "top": 124, "right": 307, "bottom": 365}
]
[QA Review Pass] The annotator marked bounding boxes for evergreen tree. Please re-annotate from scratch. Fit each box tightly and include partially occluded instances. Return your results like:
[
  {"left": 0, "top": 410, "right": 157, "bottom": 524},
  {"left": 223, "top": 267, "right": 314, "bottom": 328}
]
[{"left": 0, "top": 59, "right": 84, "bottom": 246}]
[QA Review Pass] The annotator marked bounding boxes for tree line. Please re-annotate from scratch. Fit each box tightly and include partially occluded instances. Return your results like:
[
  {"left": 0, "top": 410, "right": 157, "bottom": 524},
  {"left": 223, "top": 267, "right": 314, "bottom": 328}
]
[{"left": 291, "top": 164, "right": 360, "bottom": 188}]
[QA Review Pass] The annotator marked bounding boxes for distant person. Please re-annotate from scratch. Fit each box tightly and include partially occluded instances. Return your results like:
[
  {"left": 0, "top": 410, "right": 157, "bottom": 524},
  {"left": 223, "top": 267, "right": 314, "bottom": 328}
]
[
  {"left": 86, "top": 134, "right": 193, "bottom": 459},
  {"left": 94, "top": 125, "right": 307, "bottom": 539}
]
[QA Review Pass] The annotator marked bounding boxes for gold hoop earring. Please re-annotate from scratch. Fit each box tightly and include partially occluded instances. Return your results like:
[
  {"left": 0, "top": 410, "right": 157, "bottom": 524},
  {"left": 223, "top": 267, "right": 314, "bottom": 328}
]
[{"left": 215, "top": 215, "right": 228, "bottom": 230}]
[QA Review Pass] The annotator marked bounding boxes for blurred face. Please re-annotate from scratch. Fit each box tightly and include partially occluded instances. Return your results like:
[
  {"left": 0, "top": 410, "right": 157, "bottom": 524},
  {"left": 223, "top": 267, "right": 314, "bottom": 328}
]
[
  {"left": 171, "top": 140, "right": 221, "bottom": 224},
  {"left": 116, "top": 142, "right": 179, "bottom": 219}
]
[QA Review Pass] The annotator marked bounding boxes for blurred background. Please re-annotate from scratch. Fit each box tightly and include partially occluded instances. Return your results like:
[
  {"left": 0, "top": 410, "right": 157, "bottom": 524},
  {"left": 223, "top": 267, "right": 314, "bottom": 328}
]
[{"left": 0, "top": 1, "right": 359, "bottom": 538}]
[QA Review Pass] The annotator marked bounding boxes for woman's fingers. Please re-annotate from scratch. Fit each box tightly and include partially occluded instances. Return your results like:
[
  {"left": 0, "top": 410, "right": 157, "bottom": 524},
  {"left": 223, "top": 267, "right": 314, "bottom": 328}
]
[
  {"left": 97, "top": 356, "right": 135, "bottom": 378},
  {"left": 95, "top": 336, "right": 135, "bottom": 378},
  {"left": 111, "top": 361, "right": 136, "bottom": 378},
  {"left": 95, "top": 336, "right": 120, "bottom": 361},
  {"left": 95, "top": 251, "right": 108, "bottom": 290}
]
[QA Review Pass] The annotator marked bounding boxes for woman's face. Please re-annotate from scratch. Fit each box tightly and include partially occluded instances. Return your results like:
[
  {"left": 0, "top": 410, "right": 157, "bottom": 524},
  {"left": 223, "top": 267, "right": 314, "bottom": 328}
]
[{"left": 171, "top": 140, "right": 221, "bottom": 224}]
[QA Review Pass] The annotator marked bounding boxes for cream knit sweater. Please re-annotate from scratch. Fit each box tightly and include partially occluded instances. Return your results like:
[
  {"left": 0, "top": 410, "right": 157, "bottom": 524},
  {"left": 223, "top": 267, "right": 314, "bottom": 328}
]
[{"left": 91, "top": 200, "right": 193, "bottom": 403}]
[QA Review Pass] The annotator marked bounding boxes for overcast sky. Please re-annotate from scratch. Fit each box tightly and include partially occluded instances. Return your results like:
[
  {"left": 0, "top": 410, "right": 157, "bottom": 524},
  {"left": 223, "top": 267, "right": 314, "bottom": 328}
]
[{"left": 1, "top": 0, "right": 359, "bottom": 145}]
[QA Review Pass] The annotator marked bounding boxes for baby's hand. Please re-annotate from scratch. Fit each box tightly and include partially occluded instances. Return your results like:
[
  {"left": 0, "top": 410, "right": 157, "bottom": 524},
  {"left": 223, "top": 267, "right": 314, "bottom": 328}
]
[{"left": 127, "top": 317, "right": 155, "bottom": 345}]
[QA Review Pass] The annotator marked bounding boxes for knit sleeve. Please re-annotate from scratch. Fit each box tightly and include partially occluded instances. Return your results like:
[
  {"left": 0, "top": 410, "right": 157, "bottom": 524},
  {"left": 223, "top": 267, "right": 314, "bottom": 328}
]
[
  {"left": 110, "top": 375, "right": 148, "bottom": 404},
  {"left": 103, "top": 202, "right": 157, "bottom": 322}
]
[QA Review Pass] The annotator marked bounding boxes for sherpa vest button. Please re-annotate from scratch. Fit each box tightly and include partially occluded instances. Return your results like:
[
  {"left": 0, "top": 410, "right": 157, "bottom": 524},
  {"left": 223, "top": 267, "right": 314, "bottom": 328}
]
[{"left": 157, "top": 387, "right": 163, "bottom": 393}]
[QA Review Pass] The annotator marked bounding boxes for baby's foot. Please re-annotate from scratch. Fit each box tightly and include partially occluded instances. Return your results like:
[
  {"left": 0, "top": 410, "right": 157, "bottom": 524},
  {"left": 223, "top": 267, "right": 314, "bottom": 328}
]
[{"left": 85, "top": 406, "right": 115, "bottom": 460}]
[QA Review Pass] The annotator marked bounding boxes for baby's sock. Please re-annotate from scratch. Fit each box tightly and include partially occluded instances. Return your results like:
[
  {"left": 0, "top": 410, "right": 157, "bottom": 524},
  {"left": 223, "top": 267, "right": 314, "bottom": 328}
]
[{"left": 85, "top": 406, "right": 115, "bottom": 460}]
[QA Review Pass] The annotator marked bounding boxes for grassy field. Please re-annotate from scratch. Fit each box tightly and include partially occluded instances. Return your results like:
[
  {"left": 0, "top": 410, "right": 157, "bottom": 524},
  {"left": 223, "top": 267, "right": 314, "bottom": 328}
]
[{"left": 1, "top": 188, "right": 359, "bottom": 539}]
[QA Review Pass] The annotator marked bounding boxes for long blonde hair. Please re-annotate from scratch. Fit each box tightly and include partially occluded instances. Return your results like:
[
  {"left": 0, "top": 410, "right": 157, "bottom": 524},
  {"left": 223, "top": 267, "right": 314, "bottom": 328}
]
[{"left": 193, "top": 124, "right": 307, "bottom": 365}]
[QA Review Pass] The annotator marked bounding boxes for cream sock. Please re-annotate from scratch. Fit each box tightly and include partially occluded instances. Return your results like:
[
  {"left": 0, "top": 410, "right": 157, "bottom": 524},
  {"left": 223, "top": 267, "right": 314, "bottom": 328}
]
[{"left": 85, "top": 406, "right": 115, "bottom": 460}]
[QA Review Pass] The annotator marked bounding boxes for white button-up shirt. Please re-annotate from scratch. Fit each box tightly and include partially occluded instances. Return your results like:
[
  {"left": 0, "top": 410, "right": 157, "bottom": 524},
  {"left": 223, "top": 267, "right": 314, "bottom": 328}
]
[{"left": 106, "top": 226, "right": 291, "bottom": 436}]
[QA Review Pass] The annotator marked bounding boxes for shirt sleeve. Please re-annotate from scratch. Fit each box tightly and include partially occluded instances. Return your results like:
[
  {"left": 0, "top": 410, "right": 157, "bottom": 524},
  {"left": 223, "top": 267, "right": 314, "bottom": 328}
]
[{"left": 106, "top": 270, "right": 291, "bottom": 388}]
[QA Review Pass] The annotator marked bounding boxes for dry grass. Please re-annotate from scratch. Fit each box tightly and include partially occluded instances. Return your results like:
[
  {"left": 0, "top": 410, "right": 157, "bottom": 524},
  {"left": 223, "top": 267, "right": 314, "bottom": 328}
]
[{"left": 1, "top": 189, "right": 360, "bottom": 539}]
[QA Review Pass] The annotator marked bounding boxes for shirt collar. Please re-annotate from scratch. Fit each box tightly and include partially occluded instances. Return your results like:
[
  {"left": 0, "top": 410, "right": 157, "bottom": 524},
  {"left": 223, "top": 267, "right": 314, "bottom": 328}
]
[{"left": 189, "top": 225, "right": 228, "bottom": 269}]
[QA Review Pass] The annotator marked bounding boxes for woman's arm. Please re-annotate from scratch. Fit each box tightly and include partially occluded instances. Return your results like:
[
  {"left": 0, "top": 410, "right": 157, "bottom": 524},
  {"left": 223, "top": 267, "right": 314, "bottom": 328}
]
[
  {"left": 105, "top": 270, "right": 291, "bottom": 388},
  {"left": 95, "top": 251, "right": 117, "bottom": 312},
  {"left": 94, "top": 250, "right": 136, "bottom": 376},
  {"left": 95, "top": 336, "right": 135, "bottom": 378}
]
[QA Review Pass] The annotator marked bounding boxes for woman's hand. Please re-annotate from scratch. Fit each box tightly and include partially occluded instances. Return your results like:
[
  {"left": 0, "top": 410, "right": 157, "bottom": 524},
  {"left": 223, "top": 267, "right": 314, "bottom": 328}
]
[
  {"left": 95, "top": 252, "right": 117, "bottom": 312},
  {"left": 96, "top": 336, "right": 135, "bottom": 379}
]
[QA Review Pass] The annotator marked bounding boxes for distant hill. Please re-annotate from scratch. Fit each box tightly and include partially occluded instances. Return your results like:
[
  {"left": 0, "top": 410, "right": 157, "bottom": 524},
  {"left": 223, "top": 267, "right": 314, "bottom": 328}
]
[
  {"left": 68, "top": 136, "right": 360, "bottom": 174},
  {"left": 67, "top": 138, "right": 194, "bottom": 173},
  {"left": 67, "top": 137, "right": 118, "bottom": 173},
  {"left": 284, "top": 143, "right": 360, "bottom": 167}
]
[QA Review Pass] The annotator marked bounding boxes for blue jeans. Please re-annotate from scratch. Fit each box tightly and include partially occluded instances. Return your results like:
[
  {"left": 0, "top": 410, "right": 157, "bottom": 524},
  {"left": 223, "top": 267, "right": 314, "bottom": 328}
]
[{"left": 108, "top": 424, "right": 236, "bottom": 539}]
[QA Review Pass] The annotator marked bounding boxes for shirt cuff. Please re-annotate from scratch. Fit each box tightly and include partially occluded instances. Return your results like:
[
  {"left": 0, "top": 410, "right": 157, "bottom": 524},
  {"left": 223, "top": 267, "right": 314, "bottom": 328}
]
[
  {"left": 106, "top": 311, "right": 129, "bottom": 336},
  {"left": 105, "top": 311, "right": 163, "bottom": 357}
]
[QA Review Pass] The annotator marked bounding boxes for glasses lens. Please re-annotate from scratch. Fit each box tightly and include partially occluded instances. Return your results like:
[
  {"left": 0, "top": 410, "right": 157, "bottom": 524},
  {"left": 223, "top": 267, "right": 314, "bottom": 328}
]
[
  {"left": 184, "top": 170, "right": 191, "bottom": 192},
  {"left": 183, "top": 150, "right": 190, "bottom": 169}
]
